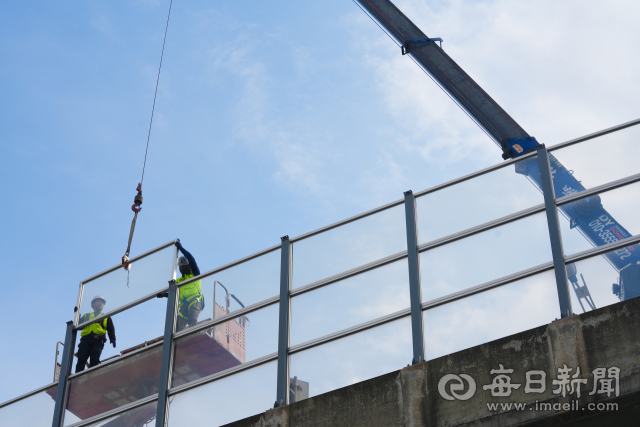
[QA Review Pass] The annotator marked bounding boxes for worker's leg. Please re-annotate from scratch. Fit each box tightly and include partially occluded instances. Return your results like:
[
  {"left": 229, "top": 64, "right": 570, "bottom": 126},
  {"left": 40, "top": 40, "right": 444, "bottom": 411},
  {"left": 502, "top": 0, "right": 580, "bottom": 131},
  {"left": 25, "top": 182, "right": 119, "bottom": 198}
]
[
  {"left": 176, "top": 315, "right": 188, "bottom": 332},
  {"left": 75, "top": 340, "right": 90, "bottom": 373},
  {"left": 187, "top": 299, "right": 202, "bottom": 327},
  {"left": 88, "top": 338, "right": 105, "bottom": 368}
]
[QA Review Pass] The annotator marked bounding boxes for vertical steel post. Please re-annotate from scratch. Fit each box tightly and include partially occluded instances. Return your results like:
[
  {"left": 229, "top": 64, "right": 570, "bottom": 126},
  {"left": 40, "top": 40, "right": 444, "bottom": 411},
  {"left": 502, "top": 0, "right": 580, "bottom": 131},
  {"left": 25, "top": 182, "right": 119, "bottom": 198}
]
[
  {"left": 536, "top": 145, "right": 573, "bottom": 318},
  {"left": 404, "top": 190, "right": 425, "bottom": 364},
  {"left": 156, "top": 280, "right": 178, "bottom": 427},
  {"left": 51, "top": 321, "right": 76, "bottom": 427},
  {"left": 275, "top": 236, "right": 291, "bottom": 407}
]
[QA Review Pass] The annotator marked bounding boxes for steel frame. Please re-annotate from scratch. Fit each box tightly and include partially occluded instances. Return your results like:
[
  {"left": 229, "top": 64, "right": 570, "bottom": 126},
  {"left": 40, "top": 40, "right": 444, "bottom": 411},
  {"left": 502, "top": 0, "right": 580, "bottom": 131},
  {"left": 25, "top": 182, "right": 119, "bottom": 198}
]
[
  {"left": 35, "top": 119, "right": 640, "bottom": 426},
  {"left": 537, "top": 145, "right": 573, "bottom": 318},
  {"left": 275, "top": 236, "right": 292, "bottom": 407},
  {"left": 404, "top": 191, "right": 425, "bottom": 365}
]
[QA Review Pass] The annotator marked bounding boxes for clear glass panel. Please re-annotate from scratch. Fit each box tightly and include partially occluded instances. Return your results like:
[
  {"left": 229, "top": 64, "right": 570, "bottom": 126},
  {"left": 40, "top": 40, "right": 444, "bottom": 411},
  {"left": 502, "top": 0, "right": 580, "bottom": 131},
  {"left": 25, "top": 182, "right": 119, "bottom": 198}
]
[
  {"left": 416, "top": 155, "right": 542, "bottom": 244},
  {"left": 65, "top": 345, "right": 162, "bottom": 425},
  {"left": 567, "top": 246, "right": 640, "bottom": 315},
  {"left": 183, "top": 249, "right": 280, "bottom": 321},
  {"left": 77, "top": 400, "right": 157, "bottom": 427},
  {"left": 550, "top": 123, "right": 640, "bottom": 190},
  {"left": 292, "top": 205, "right": 406, "bottom": 288},
  {"left": 291, "top": 259, "right": 410, "bottom": 346},
  {"left": 420, "top": 212, "right": 552, "bottom": 302},
  {"left": 424, "top": 269, "right": 559, "bottom": 361},
  {"left": 168, "top": 361, "right": 276, "bottom": 427},
  {"left": 0, "top": 385, "right": 59, "bottom": 427},
  {"left": 289, "top": 316, "right": 412, "bottom": 401},
  {"left": 79, "top": 297, "right": 167, "bottom": 365},
  {"left": 80, "top": 245, "right": 174, "bottom": 316},
  {"left": 172, "top": 303, "right": 279, "bottom": 388},
  {"left": 559, "top": 181, "right": 640, "bottom": 261}
]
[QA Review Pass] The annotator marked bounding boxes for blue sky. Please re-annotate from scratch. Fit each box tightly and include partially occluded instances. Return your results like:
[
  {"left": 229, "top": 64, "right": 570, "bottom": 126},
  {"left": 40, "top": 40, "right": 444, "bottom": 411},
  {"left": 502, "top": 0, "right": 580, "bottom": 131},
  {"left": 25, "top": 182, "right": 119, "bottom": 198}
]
[{"left": 1, "top": 0, "right": 640, "bottom": 407}]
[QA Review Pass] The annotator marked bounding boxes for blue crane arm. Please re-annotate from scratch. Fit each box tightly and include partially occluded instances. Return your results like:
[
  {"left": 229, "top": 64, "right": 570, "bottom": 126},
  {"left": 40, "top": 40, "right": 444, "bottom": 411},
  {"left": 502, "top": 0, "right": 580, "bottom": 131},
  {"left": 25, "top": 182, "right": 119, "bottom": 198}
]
[{"left": 355, "top": 0, "right": 640, "bottom": 272}]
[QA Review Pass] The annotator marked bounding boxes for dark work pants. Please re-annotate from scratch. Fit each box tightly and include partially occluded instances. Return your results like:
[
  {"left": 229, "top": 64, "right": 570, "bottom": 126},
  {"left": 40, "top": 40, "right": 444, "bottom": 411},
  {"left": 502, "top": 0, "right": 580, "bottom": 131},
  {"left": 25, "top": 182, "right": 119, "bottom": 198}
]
[
  {"left": 75, "top": 337, "right": 105, "bottom": 373},
  {"left": 176, "top": 299, "right": 203, "bottom": 332}
]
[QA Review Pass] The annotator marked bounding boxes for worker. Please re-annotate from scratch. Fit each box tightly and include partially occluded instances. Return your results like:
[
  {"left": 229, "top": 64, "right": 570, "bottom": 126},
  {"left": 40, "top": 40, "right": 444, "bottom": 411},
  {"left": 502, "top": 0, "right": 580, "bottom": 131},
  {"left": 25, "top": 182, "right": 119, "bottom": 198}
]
[
  {"left": 75, "top": 295, "right": 116, "bottom": 373},
  {"left": 175, "top": 241, "right": 203, "bottom": 331}
]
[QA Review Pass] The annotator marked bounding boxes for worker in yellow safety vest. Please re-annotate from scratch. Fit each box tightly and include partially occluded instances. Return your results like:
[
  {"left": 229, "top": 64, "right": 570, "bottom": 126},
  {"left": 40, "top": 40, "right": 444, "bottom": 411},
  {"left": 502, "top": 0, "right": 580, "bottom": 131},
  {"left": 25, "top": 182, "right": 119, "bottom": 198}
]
[
  {"left": 175, "top": 241, "right": 203, "bottom": 331},
  {"left": 75, "top": 295, "right": 116, "bottom": 373}
]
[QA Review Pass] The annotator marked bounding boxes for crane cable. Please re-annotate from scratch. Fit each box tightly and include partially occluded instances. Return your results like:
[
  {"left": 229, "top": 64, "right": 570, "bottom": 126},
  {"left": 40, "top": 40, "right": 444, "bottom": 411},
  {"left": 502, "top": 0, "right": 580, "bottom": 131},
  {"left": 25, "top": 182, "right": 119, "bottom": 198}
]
[{"left": 122, "top": 0, "right": 174, "bottom": 276}]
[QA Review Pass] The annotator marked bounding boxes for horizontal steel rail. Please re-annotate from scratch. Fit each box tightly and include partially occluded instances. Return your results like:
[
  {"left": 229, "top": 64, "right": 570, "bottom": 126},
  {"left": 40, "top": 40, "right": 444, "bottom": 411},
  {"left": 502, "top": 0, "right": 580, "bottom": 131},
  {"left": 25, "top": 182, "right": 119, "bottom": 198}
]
[
  {"left": 0, "top": 381, "right": 58, "bottom": 409},
  {"left": 172, "top": 296, "right": 280, "bottom": 339},
  {"left": 564, "top": 233, "right": 640, "bottom": 265},
  {"left": 288, "top": 307, "right": 412, "bottom": 355},
  {"left": 290, "top": 251, "right": 409, "bottom": 297},
  {"left": 67, "top": 339, "right": 164, "bottom": 381},
  {"left": 555, "top": 172, "right": 640, "bottom": 207},
  {"left": 74, "top": 286, "right": 169, "bottom": 330},
  {"left": 168, "top": 352, "right": 278, "bottom": 396},
  {"left": 175, "top": 245, "right": 281, "bottom": 289},
  {"left": 413, "top": 151, "right": 537, "bottom": 198},
  {"left": 418, "top": 203, "right": 546, "bottom": 253},
  {"left": 65, "top": 394, "right": 158, "bottom": 427},
  {"left": 81, "top": 239, "right": 177, "bottom": 284},
  {"left": 288, "top": 198, "right": 405, "bottom": 244},
  {"left": 421, "top": 262, "right": 555, "bottom": 311},
  {"left": 547, "top": 118, "right": 640, "bottom": 153}
]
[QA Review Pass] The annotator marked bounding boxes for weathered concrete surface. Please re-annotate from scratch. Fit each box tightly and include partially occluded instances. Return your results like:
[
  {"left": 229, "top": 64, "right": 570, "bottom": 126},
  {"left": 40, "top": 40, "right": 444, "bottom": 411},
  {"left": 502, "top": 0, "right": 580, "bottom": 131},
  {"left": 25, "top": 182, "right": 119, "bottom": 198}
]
[{"left": 225, "top": 297, "right": 640, "bottom": 427}]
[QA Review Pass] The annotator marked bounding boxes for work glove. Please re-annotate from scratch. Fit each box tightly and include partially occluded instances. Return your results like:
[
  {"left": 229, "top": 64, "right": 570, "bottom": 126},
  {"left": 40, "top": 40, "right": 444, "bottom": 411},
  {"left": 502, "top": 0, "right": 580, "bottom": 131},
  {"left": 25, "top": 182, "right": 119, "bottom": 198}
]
[
  {"left": 175, "top": 241, "right": 183, "bottom": 250},
  {"left": 111, "top": 340, "right": 116, "bottom": 348}
]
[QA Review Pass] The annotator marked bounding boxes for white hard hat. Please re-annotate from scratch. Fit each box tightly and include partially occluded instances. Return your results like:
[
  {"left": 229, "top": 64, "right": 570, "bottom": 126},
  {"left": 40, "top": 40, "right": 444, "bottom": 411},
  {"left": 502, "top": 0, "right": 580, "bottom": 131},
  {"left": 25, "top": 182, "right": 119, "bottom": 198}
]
[
  {"left": 91, "top": 295, "right": 106, "bottom": 304},
  {"left": 178, "top": 256, "right": 189, "bottom": 267}
]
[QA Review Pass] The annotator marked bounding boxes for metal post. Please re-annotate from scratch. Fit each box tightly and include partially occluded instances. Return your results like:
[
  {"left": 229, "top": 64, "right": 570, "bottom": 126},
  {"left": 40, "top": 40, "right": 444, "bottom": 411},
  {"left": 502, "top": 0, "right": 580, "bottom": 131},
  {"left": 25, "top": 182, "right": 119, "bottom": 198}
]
[
  {"left": 537, "top": 144, "right": 573, "bottom": 318},
  {"left": 275, "top": 236, "right": 291, "bottom": 407},
  {"left": 404, "top": 190, "right": 425, "bottom": 364},
  {"left": 156, "top": 280, "right": 178, "bottom": 427},
  {"left": 51, "top": 321, "right": 76, "bottom": 427}
]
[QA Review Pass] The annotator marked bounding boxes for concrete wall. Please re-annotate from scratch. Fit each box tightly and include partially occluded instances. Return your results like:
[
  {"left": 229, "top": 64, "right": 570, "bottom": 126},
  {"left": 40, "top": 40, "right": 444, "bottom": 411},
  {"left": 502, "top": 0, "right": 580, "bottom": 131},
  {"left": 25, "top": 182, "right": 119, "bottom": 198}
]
[{"left": 225, "top": 296, "right": 640, "bottom": 427}]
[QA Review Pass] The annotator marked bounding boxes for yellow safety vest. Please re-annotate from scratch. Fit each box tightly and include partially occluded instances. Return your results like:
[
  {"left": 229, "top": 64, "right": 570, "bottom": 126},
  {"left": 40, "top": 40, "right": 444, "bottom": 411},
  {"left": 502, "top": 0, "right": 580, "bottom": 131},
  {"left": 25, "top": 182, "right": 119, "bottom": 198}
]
[
  {"left": 177, "top": 273, "right": 202, "bottom": 317},
  {"left": 80, "top": 312, "right": 108, "bottom": 337}
]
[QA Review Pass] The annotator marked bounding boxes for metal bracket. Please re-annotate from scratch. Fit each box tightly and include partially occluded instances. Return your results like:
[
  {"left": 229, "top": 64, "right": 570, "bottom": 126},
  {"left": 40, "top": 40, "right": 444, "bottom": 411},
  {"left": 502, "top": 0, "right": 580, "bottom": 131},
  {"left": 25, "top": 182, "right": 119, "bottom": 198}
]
[{"left": 401, "top": 37, "right": 443, "bottom": 55}]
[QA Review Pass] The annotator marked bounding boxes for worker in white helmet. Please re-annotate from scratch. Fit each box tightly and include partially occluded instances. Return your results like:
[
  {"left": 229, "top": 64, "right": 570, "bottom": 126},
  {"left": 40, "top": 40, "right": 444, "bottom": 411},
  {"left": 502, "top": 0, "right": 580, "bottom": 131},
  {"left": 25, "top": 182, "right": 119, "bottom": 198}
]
[
  {"left": 175, "top": 241, "right": 203, "bottom": 331},
  {"left": 75, "top": 295, "right": 116, "bottom": 373}
]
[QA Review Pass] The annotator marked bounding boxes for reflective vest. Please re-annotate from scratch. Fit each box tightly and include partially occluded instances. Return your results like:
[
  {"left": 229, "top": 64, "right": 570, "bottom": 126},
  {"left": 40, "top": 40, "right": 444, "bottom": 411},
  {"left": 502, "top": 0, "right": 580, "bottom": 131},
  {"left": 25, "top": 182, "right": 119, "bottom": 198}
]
[
  {"left": 80, "top": 312, "right": 108, "bottom": 337},
  {"left": 177, "top": 273, "right": 203, "bottom": 317}
]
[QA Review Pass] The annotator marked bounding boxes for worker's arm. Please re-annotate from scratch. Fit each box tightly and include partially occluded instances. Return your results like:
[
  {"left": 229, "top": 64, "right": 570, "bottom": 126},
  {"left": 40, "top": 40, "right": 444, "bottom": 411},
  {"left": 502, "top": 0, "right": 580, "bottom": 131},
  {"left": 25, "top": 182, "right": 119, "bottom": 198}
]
[
  {"left": 106, "top": 317, "right": 116, "bottom": 345},
  {"left": 177, "top": 243, "right": 200, "bottom": 276}
]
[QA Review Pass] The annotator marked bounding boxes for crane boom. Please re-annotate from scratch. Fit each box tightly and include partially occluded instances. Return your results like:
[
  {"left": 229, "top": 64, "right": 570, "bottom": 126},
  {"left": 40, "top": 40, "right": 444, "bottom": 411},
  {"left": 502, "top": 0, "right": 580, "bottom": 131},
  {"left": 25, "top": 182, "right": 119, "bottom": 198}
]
[{"left": 356, "top": 0, "right": 640, "bottom": 300}]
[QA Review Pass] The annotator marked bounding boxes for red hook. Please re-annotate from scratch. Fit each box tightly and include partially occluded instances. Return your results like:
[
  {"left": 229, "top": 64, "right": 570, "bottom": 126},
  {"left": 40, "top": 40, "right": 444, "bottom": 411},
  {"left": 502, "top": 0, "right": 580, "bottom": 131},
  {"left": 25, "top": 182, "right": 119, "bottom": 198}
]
[{"left": 131, "top": 183, "right": 143, "bottom": 213}]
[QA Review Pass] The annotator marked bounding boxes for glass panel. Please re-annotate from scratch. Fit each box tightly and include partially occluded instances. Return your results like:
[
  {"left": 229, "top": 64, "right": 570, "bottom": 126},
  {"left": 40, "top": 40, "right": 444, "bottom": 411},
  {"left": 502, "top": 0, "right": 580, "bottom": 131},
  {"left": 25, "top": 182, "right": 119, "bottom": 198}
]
[
  {"left": 172, "top": 303, "right": 278, "bottom": 388},
  {"left": 168, "top": 361, "right": 276, "bottom": 427},
  {"left": 289, "top": 316, "right": 412, "bottom": 401},
  {"left": 424, "top": 270, "right": 558, "bottom": 361},
  {"left": 0, "top": 385, "right": 59, "bottom": 427},
  {"left": 420, "top": 212, "right": 552, "bottom": 302},
  {"left": 292, "top": 205, "right": 406, "bottom": 288},
  {"left": 183, "top": 249, "right": 280, "bottom": 321},
  {"left": 65, "top": 345, "right": 162, "bottom": 425},
  {"left": 78, "top": 297, "right": 167, "bottom": 366},
  {"left": 567, "top": 246, "right": 640, "bottom": 315},
  {"left": 77, "top": 400, "right": 157, "bottom": 427},
  {"left": 291, "top": 259, "right": 410, "bottom": 346},
  {"left": 416, "top": 155, "right": 542, "bottom": 244},
  {"left": 80, "top": 245, "right": 174, "bottom": 316},
  {"left": 559, "top": 181, "right": 640, "bottom": 260},
  {"left": 550, "top": 123, "right": 640, "bottom": 191}
]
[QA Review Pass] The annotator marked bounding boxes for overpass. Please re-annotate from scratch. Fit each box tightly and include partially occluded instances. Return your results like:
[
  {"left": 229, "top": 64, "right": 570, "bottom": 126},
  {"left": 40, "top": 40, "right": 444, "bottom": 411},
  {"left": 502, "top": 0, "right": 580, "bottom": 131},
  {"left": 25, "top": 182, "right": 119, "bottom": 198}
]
[{"left": 229, "top": 294, "right": 640, "bottom": 427}]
